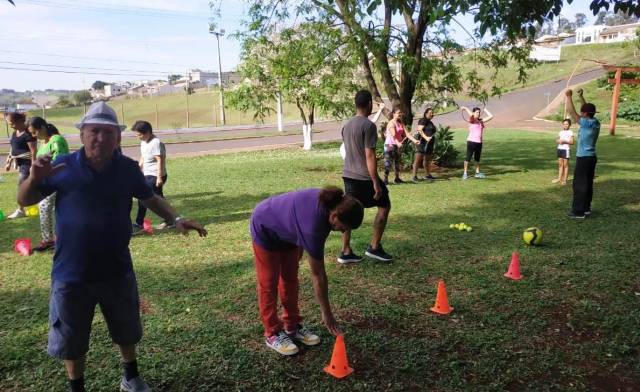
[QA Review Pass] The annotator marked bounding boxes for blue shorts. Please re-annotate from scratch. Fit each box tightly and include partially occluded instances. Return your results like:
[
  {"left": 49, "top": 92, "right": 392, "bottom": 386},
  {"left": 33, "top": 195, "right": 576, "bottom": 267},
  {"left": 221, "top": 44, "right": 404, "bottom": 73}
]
[{"left": 47, "top": 273, "right": 142, "bottom": 360}]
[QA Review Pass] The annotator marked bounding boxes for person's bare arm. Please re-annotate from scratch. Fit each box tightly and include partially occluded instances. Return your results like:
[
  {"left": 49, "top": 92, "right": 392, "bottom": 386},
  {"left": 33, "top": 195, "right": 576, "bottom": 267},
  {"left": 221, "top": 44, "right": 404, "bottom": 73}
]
[
  {"left": 308, "top": 256, "right": 341, "bottom": 335},
  {"left": 138, "top": 157, "right": 144, "bottom": 170},
  {"left": 141, "top": 195, "right": 207, "bottom": 237},
  {"left": 565, "top": 89, "right": 580, "bottom": 123},
  {"left": 365, "top": 147, "right": 382, "bottom": 200},
  {"left": 155, "top": 155, "right": 165, "bottom": 186},
  {"left": 27, "top": 140, "right": 37, "bottom": 163},
  {"left": 17, "top": 156, "right": 66, "bottom": 206},
  {"left": 576, "top": 88, "right": 587, "bottom": 106},
  {"left": 460, "top": 106, "right": 472, "bottom": 122},
  {"left": 482, "top": 108, "right": 494, "bottom": 123}
]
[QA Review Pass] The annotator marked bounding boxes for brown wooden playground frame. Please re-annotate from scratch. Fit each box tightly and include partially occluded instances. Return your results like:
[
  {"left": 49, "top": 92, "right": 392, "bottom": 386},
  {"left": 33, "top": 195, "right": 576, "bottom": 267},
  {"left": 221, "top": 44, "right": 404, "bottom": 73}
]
[{"left": 604, "top": 65, "right": 640, "bottom": 135}]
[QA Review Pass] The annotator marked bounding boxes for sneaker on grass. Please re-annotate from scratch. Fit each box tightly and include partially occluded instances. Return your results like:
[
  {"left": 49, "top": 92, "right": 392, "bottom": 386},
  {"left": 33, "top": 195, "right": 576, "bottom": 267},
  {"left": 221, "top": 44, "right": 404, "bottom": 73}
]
[
  {"left": 266, "top": 331, "right": 299, "bottom": 356},
  {"left": 132, "top": 224, "right": 144, "bottom": 236},
  {"left": 365, "top": 245, "right": 393, "bottom": 263},
  {"left": 462, "top": 173, "right": 469, "bottom": 180},
  {"left": 567, "top": 211, "right": 586, "bottom": 219},
  {"left": 120, "top": 376, "right": 151, "bottom": 392},
  {"left": 475, "top": 172, "right": 486, "bottom": 179},
  {"left": 337, "top": 252, "right": 363, "bottom": 264},
  {"left": 7, "top": 209, "right": 25, "bottom": 219},
  {"left": 33, "top": 240, "right": 55, "bottom": 252},
  {"left": 287, "top": 325, "right": 320, "bottom": 346}
]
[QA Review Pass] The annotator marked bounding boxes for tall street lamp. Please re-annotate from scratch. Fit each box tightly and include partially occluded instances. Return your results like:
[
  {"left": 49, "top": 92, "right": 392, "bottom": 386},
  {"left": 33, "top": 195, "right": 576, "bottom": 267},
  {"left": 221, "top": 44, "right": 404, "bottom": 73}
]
[{"left": 209, "top": 28, "right": 226, "bottom": 125}]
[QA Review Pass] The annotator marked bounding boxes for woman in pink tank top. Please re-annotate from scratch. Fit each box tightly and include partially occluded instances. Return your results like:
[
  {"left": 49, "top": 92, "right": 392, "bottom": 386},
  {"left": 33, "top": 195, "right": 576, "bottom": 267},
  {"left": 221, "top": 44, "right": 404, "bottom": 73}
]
[
  {"left": 383, "top": 107, "right": 419, "bottom": 184},
  {"left": 461, "top": 106, "right": 493, "bottom": 180}
]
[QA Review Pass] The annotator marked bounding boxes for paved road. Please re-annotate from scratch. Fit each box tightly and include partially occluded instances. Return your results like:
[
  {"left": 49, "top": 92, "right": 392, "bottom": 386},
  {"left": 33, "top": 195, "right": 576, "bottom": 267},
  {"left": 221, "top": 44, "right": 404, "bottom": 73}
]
[{"left": 1, "top": 68, "right": 604, "bottom": 161}]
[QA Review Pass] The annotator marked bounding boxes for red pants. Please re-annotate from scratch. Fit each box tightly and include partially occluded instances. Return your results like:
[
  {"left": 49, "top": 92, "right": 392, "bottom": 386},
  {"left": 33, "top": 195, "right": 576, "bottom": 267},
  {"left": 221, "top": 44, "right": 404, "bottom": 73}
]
[{"left": 253, "top": 242, "right": 303, "bottom": 337}]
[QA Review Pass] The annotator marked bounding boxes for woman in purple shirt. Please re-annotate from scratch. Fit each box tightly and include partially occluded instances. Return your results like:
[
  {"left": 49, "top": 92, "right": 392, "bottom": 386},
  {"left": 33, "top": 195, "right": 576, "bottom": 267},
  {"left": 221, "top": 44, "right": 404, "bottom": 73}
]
[{"left": 250, "top": 186, "right": 364, "bottom": 355}]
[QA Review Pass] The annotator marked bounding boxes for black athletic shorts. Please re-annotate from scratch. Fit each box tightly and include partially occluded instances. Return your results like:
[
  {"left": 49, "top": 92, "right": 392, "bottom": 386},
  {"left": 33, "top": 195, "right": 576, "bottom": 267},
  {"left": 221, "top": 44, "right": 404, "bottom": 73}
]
[
  {"left": 466, "top": 141, "right": 483, "bottom": 162},
  {"left": 415, "top": 139, "right": 435, "bottom": 155},
  {"left": 343, "top": 177, "right": 391, "bottom": 209},
  {"left": 557, "top": 149, "right": 569, "bottom": 159}
]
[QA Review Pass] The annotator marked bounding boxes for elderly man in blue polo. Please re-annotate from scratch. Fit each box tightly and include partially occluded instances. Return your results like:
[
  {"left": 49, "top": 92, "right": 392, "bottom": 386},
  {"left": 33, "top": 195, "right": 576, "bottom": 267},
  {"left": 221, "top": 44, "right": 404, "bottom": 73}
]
[{"left": 18, "top": 102, "right": 207, "bottom": 392}]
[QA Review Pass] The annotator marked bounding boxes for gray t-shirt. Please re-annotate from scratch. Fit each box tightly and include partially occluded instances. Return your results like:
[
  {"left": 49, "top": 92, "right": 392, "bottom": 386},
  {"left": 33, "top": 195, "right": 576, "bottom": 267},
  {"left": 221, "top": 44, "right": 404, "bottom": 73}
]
[
  {"left": 342, "top": 115, "right": 378, "bottom": 181},
  {"left": 140, "top": 136, "right": 166, "bottom": 177}
]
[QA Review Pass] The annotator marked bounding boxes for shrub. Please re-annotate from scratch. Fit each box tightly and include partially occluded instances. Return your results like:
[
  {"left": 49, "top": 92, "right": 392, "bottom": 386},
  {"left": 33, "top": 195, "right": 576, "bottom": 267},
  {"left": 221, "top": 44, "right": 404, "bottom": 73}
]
[{"left": 433, "top": 125, "right": 459, "bottom": 167}]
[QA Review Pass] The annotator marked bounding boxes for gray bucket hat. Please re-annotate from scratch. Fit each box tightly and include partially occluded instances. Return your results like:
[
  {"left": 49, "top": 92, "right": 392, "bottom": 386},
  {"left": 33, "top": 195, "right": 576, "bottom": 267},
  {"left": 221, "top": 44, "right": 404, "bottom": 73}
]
[{"left": 75, "top": 101, "right": 126, "bottom": 131}]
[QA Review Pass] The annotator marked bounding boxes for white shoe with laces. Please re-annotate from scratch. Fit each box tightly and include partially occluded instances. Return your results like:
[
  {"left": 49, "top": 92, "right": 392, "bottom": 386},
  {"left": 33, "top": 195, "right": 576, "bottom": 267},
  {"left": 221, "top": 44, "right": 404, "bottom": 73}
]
[
  {"left": 287, "top": 325, "right": 320, "bottom": 346},
  {"left": 7, "top": 209, "right": 25, "bottom": 219},
  {"left": 266, "top": 331, "right": 299, "bottom": 355}
]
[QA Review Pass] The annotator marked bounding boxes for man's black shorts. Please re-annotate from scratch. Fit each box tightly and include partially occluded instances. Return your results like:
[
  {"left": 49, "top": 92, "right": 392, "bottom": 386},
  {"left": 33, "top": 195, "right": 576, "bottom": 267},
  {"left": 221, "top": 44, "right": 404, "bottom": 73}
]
[
  {"left": 466, "top": 141, "right": 483, "bottom": 162},
  {"left": 343, "top": 177, "right": 391, "bottom": 209}
]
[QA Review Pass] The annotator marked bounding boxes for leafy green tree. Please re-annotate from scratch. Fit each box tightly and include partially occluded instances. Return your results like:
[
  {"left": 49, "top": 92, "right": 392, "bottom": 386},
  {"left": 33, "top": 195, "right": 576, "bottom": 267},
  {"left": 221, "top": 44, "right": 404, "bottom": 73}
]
[
  {"left": 232, "top": 1, "right": 639, "bottom": 124},
  {"left": 575, "top": 13, "right": 588, "bottom": 28},
  {"left": 55, "top": 95, "right": 73, "bottom": 108},
  {"left": 91, "top": 81, "right": 107, "bottom": 91},
  {"left": 168, "top": 74, "right": 182, "bottom": 84},
  {"left": 72, "top": 90, "right": 93, "bottom": 106},
  {"left": 228, "top": 22, "right": 359, "bottom": 149}
]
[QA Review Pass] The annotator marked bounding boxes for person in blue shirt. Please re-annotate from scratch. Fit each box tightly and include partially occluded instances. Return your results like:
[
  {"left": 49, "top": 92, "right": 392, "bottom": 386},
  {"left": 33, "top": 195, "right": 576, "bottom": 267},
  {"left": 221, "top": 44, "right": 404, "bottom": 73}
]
[
  {"left": 564, "top": 88, "right": 600, "bottom": 219},
  {"left": 17, "top": 102, "right": 208, "bottom": 392}
]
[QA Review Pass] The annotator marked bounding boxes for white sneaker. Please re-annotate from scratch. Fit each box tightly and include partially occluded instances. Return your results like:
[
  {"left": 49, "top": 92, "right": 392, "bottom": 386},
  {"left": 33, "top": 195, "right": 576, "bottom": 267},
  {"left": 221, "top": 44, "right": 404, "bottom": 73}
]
[
  {"left": 287, "top": 325, "right": 320, "bottom": 346},
  {"left": 266, "top": 331, "right": 299, "bottom": 355},
  {"left": 120, "top": 376, "right": 151, "bottom": 392},
  {"left": 7, "top": 209, "right": 25, "bottom": 219}
]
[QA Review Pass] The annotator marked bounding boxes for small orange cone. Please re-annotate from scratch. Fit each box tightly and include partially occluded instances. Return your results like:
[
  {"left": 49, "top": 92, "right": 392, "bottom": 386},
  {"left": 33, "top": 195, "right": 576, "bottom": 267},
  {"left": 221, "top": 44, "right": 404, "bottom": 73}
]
[
  {"left": 504, "top": 252, "right": 523, "bottom": 280},
  {"left": 430, "top": 279, "right": 454, "bottom": 315},
  {"left": 14, "top": 238, "right": 32, "bottom": 256},
  {"left": 143, "top": 218, "right": 154, "bottom": 234},
  {"left": 324, "top": 334, "right": 354, "bottom": 379}
]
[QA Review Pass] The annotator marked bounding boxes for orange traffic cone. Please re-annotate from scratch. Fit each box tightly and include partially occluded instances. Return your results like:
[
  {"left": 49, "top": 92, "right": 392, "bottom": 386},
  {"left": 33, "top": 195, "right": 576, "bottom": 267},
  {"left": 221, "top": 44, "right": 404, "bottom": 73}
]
[
  {"left": 430, "top": 279, "right": 454, "bottom": 315},
  {"left": 143, "top": 218, "right": 154, "bottom": 234},
  {"left": 14, "top": 238, "right": 32, "bottom": 256},
  {"left": 504, "top": 251, "right": 522, "bottom": 280},
  {"left": 324, "top": 334, "right": 354, "bottom": 379}
]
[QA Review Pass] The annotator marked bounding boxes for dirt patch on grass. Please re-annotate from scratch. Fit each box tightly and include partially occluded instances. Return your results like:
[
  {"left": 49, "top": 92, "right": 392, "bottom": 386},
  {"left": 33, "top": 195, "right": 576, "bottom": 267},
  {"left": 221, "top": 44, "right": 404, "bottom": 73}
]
[{"left": 139, "top": 296, "right": 153, "bottom": 314}]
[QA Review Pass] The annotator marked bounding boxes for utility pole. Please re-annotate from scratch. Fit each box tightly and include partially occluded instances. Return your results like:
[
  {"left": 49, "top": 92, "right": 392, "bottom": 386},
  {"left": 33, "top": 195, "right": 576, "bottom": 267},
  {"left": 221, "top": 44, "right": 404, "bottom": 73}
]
[{"left": 209, "top": 29, "right": 226, "bottom": 125}]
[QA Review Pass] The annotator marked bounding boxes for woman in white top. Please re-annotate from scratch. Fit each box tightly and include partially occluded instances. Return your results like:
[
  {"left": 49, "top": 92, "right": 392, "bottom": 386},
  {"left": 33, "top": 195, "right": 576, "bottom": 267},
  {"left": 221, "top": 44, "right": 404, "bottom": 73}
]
[
  {"left": 132, "top": 120, "right": 168, "bottom": 231},
  {"left": 553, "top": 118, "right": 574, "bottom": 185}
]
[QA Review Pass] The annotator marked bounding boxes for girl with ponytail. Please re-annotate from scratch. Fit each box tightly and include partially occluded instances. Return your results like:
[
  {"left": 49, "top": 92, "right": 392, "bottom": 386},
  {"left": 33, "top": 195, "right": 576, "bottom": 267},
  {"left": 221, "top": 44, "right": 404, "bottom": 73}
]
[
  {"left": 250, "top": 186, "right": 363, "bottom": 356},
  {"left": 27, "top": 117, "right": 70, "bottom": 252}
]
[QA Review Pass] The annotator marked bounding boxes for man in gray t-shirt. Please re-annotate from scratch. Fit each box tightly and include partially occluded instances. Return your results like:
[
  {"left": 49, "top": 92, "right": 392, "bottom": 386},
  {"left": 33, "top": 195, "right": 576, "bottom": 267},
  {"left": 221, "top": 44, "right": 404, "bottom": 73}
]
[{"left": 339, "top": 90, "right": 393, "bottom": 264}]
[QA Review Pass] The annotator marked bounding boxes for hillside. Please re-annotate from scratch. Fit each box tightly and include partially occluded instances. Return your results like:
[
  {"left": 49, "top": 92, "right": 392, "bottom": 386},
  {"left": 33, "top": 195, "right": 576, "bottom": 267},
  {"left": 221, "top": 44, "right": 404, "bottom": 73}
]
[
  {"left": 458, "top": 42, "right": 639, "bottom": 95},
  {"left": 27, "top": 90, "right": 305, "bottom": 134}
]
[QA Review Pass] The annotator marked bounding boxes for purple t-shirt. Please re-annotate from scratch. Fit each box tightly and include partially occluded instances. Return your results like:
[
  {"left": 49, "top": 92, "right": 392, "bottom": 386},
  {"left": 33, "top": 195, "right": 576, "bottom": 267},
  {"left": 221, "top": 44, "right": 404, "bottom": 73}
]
[{"left": 250, "top": 188, "right": 331, "bottom": 260}]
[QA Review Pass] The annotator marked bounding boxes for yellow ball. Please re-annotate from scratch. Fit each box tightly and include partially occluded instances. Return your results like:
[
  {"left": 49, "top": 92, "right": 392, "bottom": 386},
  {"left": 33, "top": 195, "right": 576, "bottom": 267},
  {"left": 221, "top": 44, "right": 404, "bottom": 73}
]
[
  {"left": 449, "top": 224, "right": 455, "bottom": 229},
  {"left": 523, "top": 227, "right": 543, "bottom": 246},
  {"left": 466, "top": 227, "right": 473, "bottom": 232}
]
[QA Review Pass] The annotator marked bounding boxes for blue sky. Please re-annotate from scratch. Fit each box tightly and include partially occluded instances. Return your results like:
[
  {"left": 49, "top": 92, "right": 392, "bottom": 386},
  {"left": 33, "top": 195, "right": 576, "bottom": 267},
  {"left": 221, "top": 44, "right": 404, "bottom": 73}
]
[{"left": 0, "top": 0, "right": 596, "bottom": 91}]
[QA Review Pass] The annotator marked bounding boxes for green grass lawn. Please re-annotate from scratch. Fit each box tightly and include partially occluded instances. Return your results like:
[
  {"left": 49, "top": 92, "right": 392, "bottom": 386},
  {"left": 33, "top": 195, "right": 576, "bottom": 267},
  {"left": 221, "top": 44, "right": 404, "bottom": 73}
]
[
  {"left": 1, "top": 130, "right": 639, "bottom": 391},
  {"left": 26, "top": 89, "right": 306, "bottom": 135}
]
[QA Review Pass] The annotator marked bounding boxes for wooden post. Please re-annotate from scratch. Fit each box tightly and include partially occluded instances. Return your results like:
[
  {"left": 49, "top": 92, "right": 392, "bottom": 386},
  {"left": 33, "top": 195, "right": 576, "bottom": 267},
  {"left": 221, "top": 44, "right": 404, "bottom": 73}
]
[
  {"left": 120, "top": 103, "right": 126, "bottom": 125},
  {"left": 610, "top": 67, "right": 622, "bottom": 136},
  {"left": 155, "top": 103, "right": 159, "bottom": 130},
  {"left": 186, "top": 94, "right": 190, "bottom": 128},
  {"left": 83, "top": 104, "right": 87, "bottom": 116}
]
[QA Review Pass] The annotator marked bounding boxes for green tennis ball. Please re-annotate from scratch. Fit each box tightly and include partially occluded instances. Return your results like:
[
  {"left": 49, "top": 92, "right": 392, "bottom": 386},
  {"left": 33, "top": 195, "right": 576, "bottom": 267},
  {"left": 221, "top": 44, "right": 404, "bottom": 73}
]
[
  {"left": 449, "top": 224, "right": 455, "bottom": 229},
  {"left": 466, "top": 227, "right": 473, "bottom": 232}
]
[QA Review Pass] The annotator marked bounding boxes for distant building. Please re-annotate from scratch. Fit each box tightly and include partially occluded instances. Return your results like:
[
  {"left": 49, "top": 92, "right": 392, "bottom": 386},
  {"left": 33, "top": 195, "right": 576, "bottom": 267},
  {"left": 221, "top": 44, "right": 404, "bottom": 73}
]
[
  {"left": 574, "top": 23, "right": 640, "bottom": 44},
  {"left": 575, "top": 25, "right": 607, "bottom": 44},
  {"left": 535, "top": 33, "right": 575, "bottom": 48},
  {"left": 188, "top": 69, "right": 240, "bottom": 88},
  {"left": 104, "top": 84, "right": 127, "bottom": 97},
  {"left": 599, "top": 22, "right": 640, "bottom": 43},
  {"left": 16, "top": 103, "right": 39, "bottom": 111}
]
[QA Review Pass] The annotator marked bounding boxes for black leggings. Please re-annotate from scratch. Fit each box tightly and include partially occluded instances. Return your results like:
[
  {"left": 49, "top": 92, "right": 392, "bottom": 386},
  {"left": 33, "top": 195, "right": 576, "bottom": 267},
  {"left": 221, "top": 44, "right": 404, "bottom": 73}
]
[
  {"left": 465, "top": 142, "right": 483, "bottom": 162},
  {"left": 572, "top": 156, "right": 597, "bottom": 214},
  {"left": 135, "top": 175, "right": 167, "bottom": 225}
]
